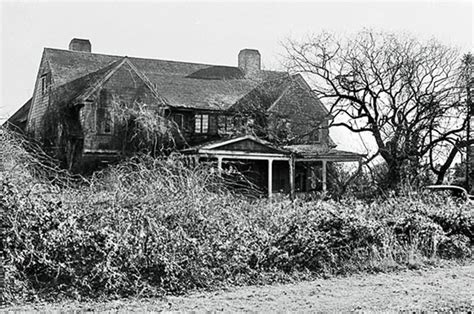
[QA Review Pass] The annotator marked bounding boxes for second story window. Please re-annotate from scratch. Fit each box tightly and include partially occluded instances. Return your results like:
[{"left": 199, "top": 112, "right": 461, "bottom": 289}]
[
  {"left": 96, "top": 89, "right": 113, "bottom": 135},
  {"left": 40, "top": 74, "right": 49, "bottom": 95},
  {"left": 195, "top": 114, "right": 209, "bottom": 134},
  {"left": 218, "top": 115, "right": 233, "bottom": 134},
  {"left": 97, "top": 108, "right": 113, "bottom": 134}
]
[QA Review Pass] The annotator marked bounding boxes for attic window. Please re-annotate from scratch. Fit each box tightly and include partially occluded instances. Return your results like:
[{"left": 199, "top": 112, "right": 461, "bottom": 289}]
[
  {"left": 195, "top": 114, "right": 209, "bottom": 134},
  {"left": 40, "top": 74, "right": 49, "bottom": 95}
]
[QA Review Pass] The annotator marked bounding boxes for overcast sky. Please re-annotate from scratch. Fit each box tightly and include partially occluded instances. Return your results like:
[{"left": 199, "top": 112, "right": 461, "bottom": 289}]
[{"left": 0, "top": 0, "right": 472, "bottom": 152}]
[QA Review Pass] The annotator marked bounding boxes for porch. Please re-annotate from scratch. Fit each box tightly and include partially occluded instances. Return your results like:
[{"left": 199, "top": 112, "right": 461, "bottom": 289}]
[{"left": 182, "top": 135, "right": 364, "bottom": 198}]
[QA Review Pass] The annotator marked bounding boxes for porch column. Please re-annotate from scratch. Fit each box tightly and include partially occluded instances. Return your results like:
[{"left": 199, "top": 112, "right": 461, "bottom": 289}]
[
  {"left": 322, "top": 160, "right": 327, "bottom": 192},
  {"left": 268, "top": 159, "right": 273, "bottom": 198},
  {"left": 217, "top": 156, "right": 223, "bottom": 174},
  {"left": 289, "top": 156, "right": 295, "bottom": 200}
]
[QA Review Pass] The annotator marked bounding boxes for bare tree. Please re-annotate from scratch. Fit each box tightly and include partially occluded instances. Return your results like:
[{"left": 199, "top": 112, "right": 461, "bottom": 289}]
[
  {"left": 284, "top": 30, "right": 465, "bottom": 188},
  {"left": 429, "top": 53, "right": 473, "bottom": 186}
]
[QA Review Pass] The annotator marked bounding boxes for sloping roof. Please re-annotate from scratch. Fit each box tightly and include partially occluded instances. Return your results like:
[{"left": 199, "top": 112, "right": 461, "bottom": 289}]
[
  {"left": 5, "top": 98, "right": 32, "bottom": 130},
  {"left": 43, "top": 48, "right": 286, "bottom": 111},
  {"left": 50, "top": 58, "right": 124, "bottom": 106},
  {"left": 284, "top": 144, "right": 365, "bottom": 161}
]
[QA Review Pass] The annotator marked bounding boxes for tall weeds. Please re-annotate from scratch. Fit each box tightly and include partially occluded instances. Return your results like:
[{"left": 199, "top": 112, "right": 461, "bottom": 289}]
[{"left": 1, "top": 127, "right": 473, "bottom": 302}]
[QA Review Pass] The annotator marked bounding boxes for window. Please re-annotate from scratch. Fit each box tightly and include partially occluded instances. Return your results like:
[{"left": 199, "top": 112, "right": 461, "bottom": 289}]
[
  {"left": 313, "top": 128, "right": 322, "bottom": 143},
  {"left": 96, "top": 89, "right": 113, "bottom": 134},
  {"left": 195, "top": 114, "right": 209, "bottom": 133},
  {"left": 96, "top": 107, "right": 113, "bottom": 134},
  {"left": 103, "top": 111, "right": 112, "bottom": 134},
  {"left": 172, "top": 114, "right": 184, "bottom": 129},
  {"left": 218, "top": 115, "right": 233, "bottom": 134},
  {"left": 40, "top": 74, "right": 49, "bottom": 95}
]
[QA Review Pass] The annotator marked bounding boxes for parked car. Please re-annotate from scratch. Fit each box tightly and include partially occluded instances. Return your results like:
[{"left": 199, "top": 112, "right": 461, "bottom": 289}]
[{"left": 424, "top": 185, "right": 474, "bottom": 205}]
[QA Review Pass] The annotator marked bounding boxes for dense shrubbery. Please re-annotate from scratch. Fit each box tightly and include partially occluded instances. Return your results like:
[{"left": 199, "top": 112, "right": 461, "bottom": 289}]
[{"left": 1, "top": 127, "right": 473, "bottom": 302}]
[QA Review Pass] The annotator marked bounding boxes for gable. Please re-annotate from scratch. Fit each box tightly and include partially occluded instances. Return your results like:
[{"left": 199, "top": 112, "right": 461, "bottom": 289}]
[
  {"left": 26, "top": 54, "right": 54, "bottom": 133},
  {"left": 268, "top": 79, "right": 325, "bottom": 118},
  {"left": 202, "top": 137, "right": 288, "bottom": 154},
  {"left": 50, "top": 59, "right": 123, "bottom": 107},
  {"left": 93, "top": 61, "right": 164, "bottom": 107},
  {"left": 228, "top": 72, "right": 289, "bottom": 113}
]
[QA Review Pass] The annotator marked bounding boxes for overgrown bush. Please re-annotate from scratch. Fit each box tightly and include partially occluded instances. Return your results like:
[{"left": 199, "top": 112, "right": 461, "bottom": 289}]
[{"left": 1, "top": 127, "right": 473, "bottom": 303}]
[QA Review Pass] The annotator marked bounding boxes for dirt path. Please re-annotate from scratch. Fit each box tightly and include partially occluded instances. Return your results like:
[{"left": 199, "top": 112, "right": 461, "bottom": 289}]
[{"left": 4, "top": 263, "right": 474, "bottom": 312}]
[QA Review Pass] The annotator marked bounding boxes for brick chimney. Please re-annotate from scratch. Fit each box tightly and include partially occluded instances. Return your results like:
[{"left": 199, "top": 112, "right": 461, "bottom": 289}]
[
  {"left": 238, "top": 49, "right": 261, "bottom": 78},
  {"left": 69, "top": 38, "right": 91, "bottom": 52}
]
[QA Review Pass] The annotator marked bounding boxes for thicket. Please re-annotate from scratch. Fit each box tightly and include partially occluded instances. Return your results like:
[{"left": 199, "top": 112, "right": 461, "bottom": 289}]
[{"left": 1, "top": 127, "right": 473, "bottom": 303}]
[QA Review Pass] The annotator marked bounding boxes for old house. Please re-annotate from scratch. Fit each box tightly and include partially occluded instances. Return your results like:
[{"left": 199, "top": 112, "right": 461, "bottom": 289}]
[{"left": 6, "top": 38, "right": 364, "bottom": 197}]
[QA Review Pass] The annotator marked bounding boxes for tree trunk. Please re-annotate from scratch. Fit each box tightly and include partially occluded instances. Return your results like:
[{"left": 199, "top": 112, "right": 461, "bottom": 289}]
[{"left": 435, "top": 146, "right": 460, "bottom": 184}]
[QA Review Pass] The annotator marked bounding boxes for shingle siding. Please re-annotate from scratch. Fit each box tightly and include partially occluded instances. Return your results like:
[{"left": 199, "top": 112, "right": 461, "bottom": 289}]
[{"left": 26, "top": 57, "right": 52, "bottom": 138}]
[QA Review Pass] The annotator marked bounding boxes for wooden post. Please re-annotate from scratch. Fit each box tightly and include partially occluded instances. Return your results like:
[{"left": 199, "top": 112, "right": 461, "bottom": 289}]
[
  {"left": 268, "top": 159, "right": 273, "bottom": 198},
  {"left": 322, "top": 160, "right": 327, "bottom": 193},
  {"left": 289, "top": 156, "right": 295, "bottom": 200},
  {"left": 217, "top": 156, "right": 223, "bottom": 174}
]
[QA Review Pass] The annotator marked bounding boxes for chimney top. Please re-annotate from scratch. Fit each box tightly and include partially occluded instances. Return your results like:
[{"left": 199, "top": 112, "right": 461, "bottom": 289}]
[
  {"left": 238, "top": 49, "right": 261, "bottom": 78},
  {"left": 69, "top": 38, "right": 91, "bottom": 52}
]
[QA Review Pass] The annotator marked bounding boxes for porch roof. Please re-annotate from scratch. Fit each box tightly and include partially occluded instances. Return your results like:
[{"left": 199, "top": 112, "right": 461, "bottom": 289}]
[
  {"left": 181, "top": 135, "right": 291, "bottom": 160},
  {"left": 284, "top": 144, "right": 365, "bottom": 162},
  {"left": 181, "top": 136, "right": 365, "bottom": 162}
]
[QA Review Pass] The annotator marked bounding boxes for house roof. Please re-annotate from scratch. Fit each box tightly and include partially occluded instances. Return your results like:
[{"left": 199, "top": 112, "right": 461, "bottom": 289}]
[
  {"left": 50, "top": 58, "right": 124, "bottom": 106},
  {"left": 6, "top": 98, "right": 31, "bottom": 129},
  {"left": 43, "top": 48, "right": 287, "bottom": 111}
]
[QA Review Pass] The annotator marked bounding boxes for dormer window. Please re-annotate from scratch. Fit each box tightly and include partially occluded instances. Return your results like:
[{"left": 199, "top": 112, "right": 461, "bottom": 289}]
[
  {"left": 40, "top": 74, "right": 49, "bottom": 95},
  {"left": 195, "top": 114, "right": 209, "bottom": 134}
]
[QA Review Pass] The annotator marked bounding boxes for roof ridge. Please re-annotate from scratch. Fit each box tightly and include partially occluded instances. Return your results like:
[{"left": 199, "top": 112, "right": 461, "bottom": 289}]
[
  {"left": 43, "top": 47, "right": 287, "bottom": 75},
  {"left": 43, "top": 47, "right": 237, "bottom": 69}
]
